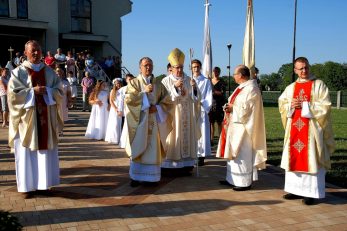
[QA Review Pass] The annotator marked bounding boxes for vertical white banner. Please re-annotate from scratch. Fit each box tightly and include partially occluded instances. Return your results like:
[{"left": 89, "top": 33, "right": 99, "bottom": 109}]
[
  {"left": 202, "top": 0, "right": 212, "bottom": 78},
  {"left": 242, "top": 0, "right": 255, "bottom": 78}
]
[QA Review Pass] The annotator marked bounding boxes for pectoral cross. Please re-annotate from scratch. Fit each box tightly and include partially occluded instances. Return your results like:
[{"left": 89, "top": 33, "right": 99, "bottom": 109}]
[{"left": 8, "top": 46, "right": 14, "bottom": 61}]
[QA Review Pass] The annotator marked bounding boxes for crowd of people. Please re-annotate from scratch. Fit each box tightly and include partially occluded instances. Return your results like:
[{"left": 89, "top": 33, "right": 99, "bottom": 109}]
[{"left": 5, "top": 40, "right": 336, "bottom": 207}]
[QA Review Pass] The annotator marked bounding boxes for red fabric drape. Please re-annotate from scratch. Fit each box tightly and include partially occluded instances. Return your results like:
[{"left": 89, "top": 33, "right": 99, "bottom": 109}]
[
  {"left": 219, "top": 87, "right": 243, "bottom": 158},
  {"left": 289, "top": 81, "right": 313, "bottom": 172}
]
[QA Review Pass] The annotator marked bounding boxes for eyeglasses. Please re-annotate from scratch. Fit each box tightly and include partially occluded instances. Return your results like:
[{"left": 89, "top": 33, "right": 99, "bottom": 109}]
[
  {"left": 233, "top": 73, "right": 240, "bottom": 77},
  {"left": 192, "top": 65, "right": 200, "bottom": 69},
  {"left": 295, "top": 66, "right": 309, "bottom": 71}
]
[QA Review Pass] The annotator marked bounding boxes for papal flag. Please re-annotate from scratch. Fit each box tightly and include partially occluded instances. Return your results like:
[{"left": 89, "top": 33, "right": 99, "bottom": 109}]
[
  {"left": 202, "top": 0, "right": 212, "bottom": 79},
  {"left": 242, "top": 0, "right": 255, "bottom": 78}
]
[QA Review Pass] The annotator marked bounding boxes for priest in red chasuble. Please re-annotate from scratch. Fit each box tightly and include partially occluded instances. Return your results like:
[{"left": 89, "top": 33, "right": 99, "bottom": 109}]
[
  {"left": 279, "top": 57, "right": 335, "bottom": 205},
  {"left": 8, "top": 40, "right": 63, "bottom": 198}
]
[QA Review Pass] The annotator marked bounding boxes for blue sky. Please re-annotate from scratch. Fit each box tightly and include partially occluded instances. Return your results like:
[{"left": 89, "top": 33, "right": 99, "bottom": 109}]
[{"left": 121, "top": 0, "right": 347, "bottom": 77}]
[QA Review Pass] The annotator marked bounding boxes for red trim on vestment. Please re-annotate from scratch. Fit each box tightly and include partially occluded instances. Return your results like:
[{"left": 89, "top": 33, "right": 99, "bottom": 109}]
[
  {"left": 219, "top": 87, "right": 243, "bottom": 158},
  {"left": 28, "top": 68, "right": 49, "bottom": 150}
]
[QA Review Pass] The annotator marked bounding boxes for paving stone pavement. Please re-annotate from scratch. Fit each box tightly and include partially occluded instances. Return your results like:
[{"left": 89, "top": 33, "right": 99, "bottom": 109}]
[{"left": 1, "top": 111, "right": 347, "bottom": 231}]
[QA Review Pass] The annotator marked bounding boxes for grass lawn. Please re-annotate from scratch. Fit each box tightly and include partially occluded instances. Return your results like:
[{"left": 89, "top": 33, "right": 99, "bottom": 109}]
[{"left": 264, "top": 107, "right": 347, "bottom": 188}]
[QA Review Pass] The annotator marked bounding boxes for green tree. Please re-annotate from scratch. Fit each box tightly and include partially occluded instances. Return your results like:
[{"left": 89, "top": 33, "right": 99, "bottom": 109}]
[
  {"left": 315, "top": 62, "right": 347, "bottom": 90},
  {"left": 259, "top": 73, "right": 281, "bottom": 91},
  {"left": 277, "top": 63, "right": 294, "bottom": 91}
]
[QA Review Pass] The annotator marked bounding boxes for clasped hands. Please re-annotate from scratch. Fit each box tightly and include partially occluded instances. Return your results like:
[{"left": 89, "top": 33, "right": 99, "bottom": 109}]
[
  {"left": 174, "top": 79, "right": 196, "bottom": 96},
  {"left": 144, "top": 84, "right": 153, "bottom": 93},
  {"left": 291, "top": 98, "right": 303, "bottom": 109},
  {"left": 33, "top": 85, "right": 47, "bottom": 95}
]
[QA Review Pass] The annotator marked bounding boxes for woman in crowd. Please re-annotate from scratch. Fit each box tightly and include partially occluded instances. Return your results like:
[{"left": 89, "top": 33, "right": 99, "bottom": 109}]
[
  {"left": 55, "top": 68, "right": 71, "bottom": 121},
  {"left": 66, "top": 51, "right": 76, "bottom": 77},
  {"left": 66, "top": 70, "right": 78, "bottom": 109},
  {"left": 209, "top": 66, "right": 227, "bottom": 145},
  {"left": 0, "top": 68, "right": 9, "bottom": 127}
]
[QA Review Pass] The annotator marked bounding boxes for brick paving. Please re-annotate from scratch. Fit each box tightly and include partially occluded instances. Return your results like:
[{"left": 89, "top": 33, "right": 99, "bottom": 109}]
[{"left": 1, "top": 110, "right": 347, "bottom": 231}]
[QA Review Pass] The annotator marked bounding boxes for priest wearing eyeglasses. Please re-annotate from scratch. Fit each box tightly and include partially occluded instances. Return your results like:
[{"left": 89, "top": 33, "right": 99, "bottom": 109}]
[{"left": 278, "top": 57, "right": 335, "bottom": 205}]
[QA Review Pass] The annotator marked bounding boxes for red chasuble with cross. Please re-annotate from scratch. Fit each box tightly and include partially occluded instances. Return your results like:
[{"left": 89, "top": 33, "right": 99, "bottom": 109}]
[
  {"left": 289, "top": 81, "right": 313, "bottom": 172},
  {"left": 219, "top": 87, "right": 243, "bottom": 158},
  {"left": 28, "top": 68, "right": 49, "bottom": 150}
]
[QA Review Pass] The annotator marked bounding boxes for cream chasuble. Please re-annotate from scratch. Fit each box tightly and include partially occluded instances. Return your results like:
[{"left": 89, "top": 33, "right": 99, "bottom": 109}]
[
  {"left": 124, "top": 74, "right": 171, "bottom": 165},
  {"left": 161, "top": 74, "right": 201, "bottom": 167},
  {"left": 216, "top": 80, "right": 267, "bottom": 186},
  {"left": 279, "top": 77, "right": 335, "bottom": 198}
]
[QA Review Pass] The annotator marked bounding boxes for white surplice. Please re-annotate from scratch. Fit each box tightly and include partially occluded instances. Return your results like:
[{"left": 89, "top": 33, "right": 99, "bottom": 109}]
[{"left": 193, "top": 74, "right": 213, "bottom": 157}]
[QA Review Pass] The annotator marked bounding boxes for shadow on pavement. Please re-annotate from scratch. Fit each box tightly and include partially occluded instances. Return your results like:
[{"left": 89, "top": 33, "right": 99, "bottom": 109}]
[{"left": 13, "top": 198, "right": 283, "bottom": 226}]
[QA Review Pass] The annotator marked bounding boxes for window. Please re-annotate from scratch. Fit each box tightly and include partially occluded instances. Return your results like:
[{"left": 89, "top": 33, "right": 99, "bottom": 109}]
[
  {"left": 17, "top": 0, "right": 28, "bottom": 19},
  {"left": 71, "top": 0, "right": 91, "bottom": 33},
  {"left": 0, "top": 0, "right": 9, "bottom": 17}
]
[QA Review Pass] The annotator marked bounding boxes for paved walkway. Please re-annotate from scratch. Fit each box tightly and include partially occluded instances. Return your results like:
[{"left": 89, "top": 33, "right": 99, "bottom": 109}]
[{"left": 1, "top": 111, "right": 347, "bottom": 231}]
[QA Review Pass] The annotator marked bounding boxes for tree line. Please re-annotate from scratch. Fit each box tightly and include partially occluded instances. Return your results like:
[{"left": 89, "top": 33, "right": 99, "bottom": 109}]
[{"left": 258, "top": 61, "right": 347, "bottom": 91}]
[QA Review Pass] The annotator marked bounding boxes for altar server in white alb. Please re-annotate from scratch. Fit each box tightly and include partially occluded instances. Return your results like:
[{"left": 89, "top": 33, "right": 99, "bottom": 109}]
[
  {"left": 124, "top": 57, "right": 171, "bottom": 187},
  {"left": 217, "top": 64, "right": 267, "bottom": 191},
  {"left": 279, "top": 57, "right": 335, "bottom": 205},
  {"left": 8, "top": 40, "right": 64, "bottom": 198},
  {"left": 191, "top": 59, "right": 212, "bottom": 166},
  {"left": 161, "top": 48, "right": 201, "bottom": 176}
]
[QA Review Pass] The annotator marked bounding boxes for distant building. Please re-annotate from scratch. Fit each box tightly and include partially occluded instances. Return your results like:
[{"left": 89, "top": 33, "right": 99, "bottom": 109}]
[{"left": 0, "top": 0, "right": 132, "bottom": 66}]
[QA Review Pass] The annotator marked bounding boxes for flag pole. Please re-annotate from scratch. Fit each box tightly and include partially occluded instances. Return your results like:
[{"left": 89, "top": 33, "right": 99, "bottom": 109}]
[
  {"left": 292, "top": 0, "right": 298, "bottom": 82},
  {"left": 227, "top": 44, "right": 232, "bottom": 94}
]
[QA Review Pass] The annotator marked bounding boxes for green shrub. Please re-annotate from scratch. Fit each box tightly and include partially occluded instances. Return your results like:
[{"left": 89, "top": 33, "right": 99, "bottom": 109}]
[{"left": 0, "top": 210, "right": 22, "bottom": 231}]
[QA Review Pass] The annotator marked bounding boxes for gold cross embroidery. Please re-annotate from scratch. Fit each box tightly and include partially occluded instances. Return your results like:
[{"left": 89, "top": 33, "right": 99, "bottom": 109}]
[
  {"left": 296, "top": 89, "right": 308, "bottom": 104},
  {"left": 293, "top": 139, "right": 305, "bottom": 153},
  {"left": 294, "top": 118, "right": 305, "bottom": 131}
]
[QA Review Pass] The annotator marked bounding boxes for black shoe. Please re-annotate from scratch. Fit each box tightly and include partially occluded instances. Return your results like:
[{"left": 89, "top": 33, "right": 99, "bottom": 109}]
[
  {"left": 219, "top": 180, "right": 234, "bottom": 187},
  {"left": 36, "top": 189, "right": 53, "bottom": 196},
  {"left": 198, "top": 157, "right": 205, "bottom": 166},
  {"left": 302, "top": 197, "right": 315, "bottom": 205},
  {"left": 283, "top": 193, "right": 303, "bottom": 200},
  {"left": 130, "top": 180, "right": 140, "bottom": 187},
  {"left": 143, "top": 181, "right": 159, "bottom": 187},
  {"left": 232, "top": 185, "right": 251, "bottom": 191},
  {"left": 23, "top": 191, "right": 35, "bottom": 199}
]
